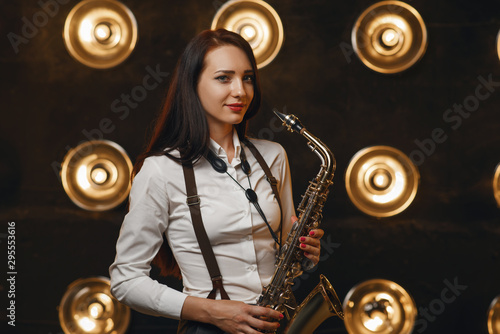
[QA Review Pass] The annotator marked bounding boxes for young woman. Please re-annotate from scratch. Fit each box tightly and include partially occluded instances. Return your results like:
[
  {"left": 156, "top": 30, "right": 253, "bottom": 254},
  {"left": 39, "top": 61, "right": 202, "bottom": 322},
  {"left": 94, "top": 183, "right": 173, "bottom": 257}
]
[{"left": 109, "top": 29, "right": 324, "bottom": 334}]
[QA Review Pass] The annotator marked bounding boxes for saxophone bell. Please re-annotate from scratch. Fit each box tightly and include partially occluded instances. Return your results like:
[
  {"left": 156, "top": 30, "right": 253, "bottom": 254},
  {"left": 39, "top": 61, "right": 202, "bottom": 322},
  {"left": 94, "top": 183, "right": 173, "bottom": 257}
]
[{"left": 282, "top": 275, "right": 344, "bottom": 334}]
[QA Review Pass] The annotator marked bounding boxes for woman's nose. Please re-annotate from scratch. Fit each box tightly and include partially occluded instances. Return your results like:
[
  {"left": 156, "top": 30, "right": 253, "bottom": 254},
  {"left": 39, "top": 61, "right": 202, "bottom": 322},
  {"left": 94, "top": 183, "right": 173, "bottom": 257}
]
[{"left": 231, "top": 79, "right": 246, "bottom": 97}]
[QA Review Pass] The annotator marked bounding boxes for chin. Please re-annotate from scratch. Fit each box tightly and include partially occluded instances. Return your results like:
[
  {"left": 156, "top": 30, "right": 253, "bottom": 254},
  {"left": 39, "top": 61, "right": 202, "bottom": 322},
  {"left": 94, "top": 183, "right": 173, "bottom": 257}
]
[{"left": 229, "top": 115, "right": 246, "bottom": 125}]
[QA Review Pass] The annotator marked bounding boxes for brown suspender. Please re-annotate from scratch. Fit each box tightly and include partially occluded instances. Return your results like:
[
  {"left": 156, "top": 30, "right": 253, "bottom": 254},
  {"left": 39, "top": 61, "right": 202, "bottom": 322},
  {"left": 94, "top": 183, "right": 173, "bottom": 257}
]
[
  {"left": 181, "top": 140, "right": 283, "bottom": 301},
  {"left": 182, "top": 161, "right": 230, "bottom": 300},
  {"left": 243, "top": 140, "right": 283, "bottom": 243}
]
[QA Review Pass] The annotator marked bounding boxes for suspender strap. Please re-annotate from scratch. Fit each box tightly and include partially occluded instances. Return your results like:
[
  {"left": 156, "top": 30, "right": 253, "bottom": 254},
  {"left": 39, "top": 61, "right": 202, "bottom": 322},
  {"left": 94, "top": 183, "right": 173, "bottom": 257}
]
[
  {"left": 243, "top": 140, "right": 284, "bottom": 246},
  {"left": 182, "top": 161, "right": 230, "bottom": 300}
]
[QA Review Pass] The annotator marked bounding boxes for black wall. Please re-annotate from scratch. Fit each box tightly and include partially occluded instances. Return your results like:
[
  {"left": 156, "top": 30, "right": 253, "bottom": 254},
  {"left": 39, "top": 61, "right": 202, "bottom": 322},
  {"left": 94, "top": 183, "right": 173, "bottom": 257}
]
[{"left": 1, "top": 1, "right": 499, "bottom": 333}]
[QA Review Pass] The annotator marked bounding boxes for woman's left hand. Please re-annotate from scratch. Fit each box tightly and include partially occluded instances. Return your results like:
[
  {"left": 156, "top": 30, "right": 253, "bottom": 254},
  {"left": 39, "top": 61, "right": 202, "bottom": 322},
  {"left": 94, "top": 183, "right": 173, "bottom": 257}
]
[{"left": 293, "top": 216, "right": 324, "bottom": 266}]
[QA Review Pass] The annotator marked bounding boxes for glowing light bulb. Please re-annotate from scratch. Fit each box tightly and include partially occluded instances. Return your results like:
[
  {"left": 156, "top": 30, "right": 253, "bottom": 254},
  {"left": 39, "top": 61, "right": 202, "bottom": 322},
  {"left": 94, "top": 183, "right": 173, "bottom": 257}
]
[
  {"left": 373, "top": 173, "right": 390, "bottom": 189},
  {"left": 94, "top": 23, "right": 112, "bottom": 42},
  {"left": 241, "top": 25, "right": 257, "bottom": 40},
  {"left": 381, "top": 28, "right": 399, "bottom": 47},
  {"left": 91, "top": 167, "right": 108, "bottom": 185},
  {"left": 89, "top": 302, "right": 104, "bottom": 319},
  {"left": 364, "top": 315, "right": 384, "bottom": 330},
  {"left": 78, "top": 317, "right": 96, "bottom": 332}
]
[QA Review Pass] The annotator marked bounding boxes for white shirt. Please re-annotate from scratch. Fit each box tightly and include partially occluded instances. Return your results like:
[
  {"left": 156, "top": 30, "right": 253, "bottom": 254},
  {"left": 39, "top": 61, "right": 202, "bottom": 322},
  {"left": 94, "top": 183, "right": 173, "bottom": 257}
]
[{"left": 109, "top": 132, "right": 295, "bottom": 319}]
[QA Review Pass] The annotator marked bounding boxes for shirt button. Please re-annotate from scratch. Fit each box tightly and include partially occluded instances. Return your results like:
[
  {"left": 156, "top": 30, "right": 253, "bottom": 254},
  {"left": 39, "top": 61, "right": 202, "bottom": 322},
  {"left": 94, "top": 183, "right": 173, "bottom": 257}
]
[{"left": 248, "top": 265, "right": 256, "bottom": 271}]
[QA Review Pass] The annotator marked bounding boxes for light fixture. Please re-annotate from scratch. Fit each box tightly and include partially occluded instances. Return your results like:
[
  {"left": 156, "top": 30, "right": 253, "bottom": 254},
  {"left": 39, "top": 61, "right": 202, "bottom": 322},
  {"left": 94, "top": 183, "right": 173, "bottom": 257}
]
[
  {"left": 63, "top": 0, "right": 138, "bottom": 69},
  {"left": 488, "top": 295, "right": 500, "bottom": 334},
  {"left": 58, "top": 277, "right": 130, "bottom": 334},
  {"left": 497, "top": 30, "right": 500, "bottom": 62},
  {"left": 343, "top": 279, "right": 417, "bottom": 334},
  {"left": 60, "top": 140, "right": 132, "bottom": 211},
  {"left": 345, "top": 145, "right": 419, "bottom": 217},
  {"left": 493, "top": 163, "right": 500, "bottom": 207},
  {"left": 211, "top": 0, "right": 284, "bottom": 69},
  {"left": 351, "top": 1, "right": 427, "bottom": 73}
]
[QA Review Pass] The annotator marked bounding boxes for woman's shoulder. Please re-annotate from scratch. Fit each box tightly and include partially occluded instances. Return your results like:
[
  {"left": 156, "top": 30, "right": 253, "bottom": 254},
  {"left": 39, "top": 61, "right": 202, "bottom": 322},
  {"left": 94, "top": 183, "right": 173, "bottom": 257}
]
[
  {"left": 143, "top": 152, "right": 179, "bottom": 166},
  {"left": 245, "top": 137, "right": 288, "bottom": 164},
  {"left": 246, "top": 137, "right": 286, "bottom": 155},
  {"left": 137, "top": 152, "right": 182, "bottom": 179}
]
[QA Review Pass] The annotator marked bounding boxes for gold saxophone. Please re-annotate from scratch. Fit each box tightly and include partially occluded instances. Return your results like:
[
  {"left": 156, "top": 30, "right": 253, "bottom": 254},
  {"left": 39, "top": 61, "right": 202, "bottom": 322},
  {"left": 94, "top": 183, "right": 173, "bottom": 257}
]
[{"left": 257, "top": 111, "right": 344, "bottom": 333}]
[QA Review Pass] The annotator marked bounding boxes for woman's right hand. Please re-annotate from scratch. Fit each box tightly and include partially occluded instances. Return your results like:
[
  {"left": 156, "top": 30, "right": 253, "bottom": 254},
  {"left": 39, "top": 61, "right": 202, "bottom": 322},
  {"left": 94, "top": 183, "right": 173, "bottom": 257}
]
[{"left": 181, "top": 296, "right": 283, "bottom": 333}]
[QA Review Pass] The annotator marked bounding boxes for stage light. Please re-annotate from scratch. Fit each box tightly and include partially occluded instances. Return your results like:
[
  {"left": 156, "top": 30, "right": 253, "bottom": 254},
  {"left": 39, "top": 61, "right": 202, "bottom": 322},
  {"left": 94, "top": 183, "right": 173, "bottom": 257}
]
[
  {"left": 60, "top": 140, "right": 132, "bottom": 211},
  {"left": 497, "top": 30, "right": 500, "bottom": 62},
  {"left": 63, "top": 0, "right": 138, "bottom": 69},
  {"left": 345, "top": 145, "right": 419, "bottom": 217},
  {"left": 343, "top": 279, "right": 417, "bottom": 334},
  {"left": 212, "top": 0, "right": 284, "bottom": 69},
  {"left": 493, "top": 163, "right": 500, "bottom": 207},
  {"left": 351, "top": 1, "right": 427, "bottom": 74},
  {"left": 58, "top": 277, "right": 130, "bottom": 334},
  {"left": 488, "top": 295, "right": 500, "bottom": 334}
]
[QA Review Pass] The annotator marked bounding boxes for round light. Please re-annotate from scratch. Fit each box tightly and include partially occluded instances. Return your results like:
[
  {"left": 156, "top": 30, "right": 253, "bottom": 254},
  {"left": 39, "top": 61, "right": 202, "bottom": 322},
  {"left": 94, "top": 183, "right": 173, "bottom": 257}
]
[
  {"left": 94, "top": 22, "right": 112, "bottom": 42},
  {"left": 343, "top": 279, "right": 416, "bottom": 334},
  {"left": 63, "top": 0, "right": 138, "bottom": 69},
  {"left": 89, "top": 302, "right": 104, "bottom": 319},
  {"left": 345, "top": 146, "right": 420, "bottom": 217},
  {"left": 242, "top": 25, "right": 257, "bottom": 40},
  {"left": 493, "top": 163, "right": 500, "bottom": 207},
  {"left": 381, "top": 28, "right": 399, "bottom": 47},
  {"left": 59, "top": 277, "right": 130, "bottom": 334},
  {"left": 352, "top": 0, "right": 427, "bottom": 73},
  {"left": 91, "top": 167, "right": 108, "bottom": 184},
  {"left": 60, "top": 140, "right": 132, "bottom": 211},
  {"left": 211, "top": 0, "right": 284, "bottom": 69},
  {"left": 371, "top": 169, "right": 392, "bottom": 190}
]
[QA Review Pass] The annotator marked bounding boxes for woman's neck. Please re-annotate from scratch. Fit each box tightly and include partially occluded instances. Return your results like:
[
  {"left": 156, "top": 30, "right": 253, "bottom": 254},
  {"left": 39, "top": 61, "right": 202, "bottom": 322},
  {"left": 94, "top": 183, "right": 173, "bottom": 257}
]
[{"left": 210, "top": 126, "right": 235, "bottom": 163}]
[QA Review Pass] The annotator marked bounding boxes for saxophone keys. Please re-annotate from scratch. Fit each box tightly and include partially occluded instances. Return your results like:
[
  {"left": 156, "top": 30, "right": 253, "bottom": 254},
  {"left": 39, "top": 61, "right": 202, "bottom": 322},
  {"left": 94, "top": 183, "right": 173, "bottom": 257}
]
[{"left": 290, "top": 263, "right": 303, "bottom": 277}]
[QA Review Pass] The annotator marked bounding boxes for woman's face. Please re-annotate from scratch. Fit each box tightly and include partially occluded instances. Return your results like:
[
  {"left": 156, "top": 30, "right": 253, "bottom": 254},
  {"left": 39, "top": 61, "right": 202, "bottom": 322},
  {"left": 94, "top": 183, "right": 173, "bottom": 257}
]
[{"left": 197, "top": 45, "right": 255, "bottom": 133}]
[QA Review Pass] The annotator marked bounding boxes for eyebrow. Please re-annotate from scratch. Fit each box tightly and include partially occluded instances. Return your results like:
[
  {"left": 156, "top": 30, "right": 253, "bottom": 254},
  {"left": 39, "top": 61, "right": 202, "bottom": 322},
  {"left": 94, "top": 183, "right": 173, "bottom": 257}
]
[{"left": 214, "top": 69, "right": 254, "bottom": 74}]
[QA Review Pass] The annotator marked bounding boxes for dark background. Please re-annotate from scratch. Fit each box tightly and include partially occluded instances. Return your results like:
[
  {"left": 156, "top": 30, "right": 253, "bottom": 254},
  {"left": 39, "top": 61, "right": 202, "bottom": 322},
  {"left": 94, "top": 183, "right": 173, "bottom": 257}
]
[{"left": 1, "top": 0, "right": 500, "bottom": 333}]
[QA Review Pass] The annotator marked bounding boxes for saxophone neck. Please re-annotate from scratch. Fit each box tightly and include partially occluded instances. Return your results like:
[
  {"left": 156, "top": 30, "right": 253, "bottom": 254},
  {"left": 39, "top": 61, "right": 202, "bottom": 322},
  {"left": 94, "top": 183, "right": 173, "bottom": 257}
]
[
  {"left": 273, "top": 109, "right": 336, "bottom": 181},
  {"left": 302, "top": 128, "right": 336, "bottom": 183}
]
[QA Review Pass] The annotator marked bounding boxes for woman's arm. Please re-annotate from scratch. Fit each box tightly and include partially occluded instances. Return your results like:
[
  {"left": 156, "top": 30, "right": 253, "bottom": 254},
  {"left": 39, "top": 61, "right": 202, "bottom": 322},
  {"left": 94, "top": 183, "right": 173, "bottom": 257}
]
[{"left": 109, "top": 157, "right": 187, "bottom": 319}]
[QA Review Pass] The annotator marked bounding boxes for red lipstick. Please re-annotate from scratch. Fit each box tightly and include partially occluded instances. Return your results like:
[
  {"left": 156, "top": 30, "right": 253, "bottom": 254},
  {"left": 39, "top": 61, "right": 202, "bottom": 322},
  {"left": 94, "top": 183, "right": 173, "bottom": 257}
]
[{"left": 226, "top": 103, "right": 244, "bottom": 111}]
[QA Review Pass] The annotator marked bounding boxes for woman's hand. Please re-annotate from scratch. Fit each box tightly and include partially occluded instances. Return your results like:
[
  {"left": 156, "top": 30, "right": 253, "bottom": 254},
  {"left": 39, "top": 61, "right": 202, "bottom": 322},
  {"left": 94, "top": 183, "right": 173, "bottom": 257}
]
[
  {"left": 182, "top": 297, "right": 282, "bottom": 333},
  {"left": 210, "top": 300, "right": 282, "bottom": 333},
  {"left": 292, "top": 216, "right": 324, "bottom": 266}
]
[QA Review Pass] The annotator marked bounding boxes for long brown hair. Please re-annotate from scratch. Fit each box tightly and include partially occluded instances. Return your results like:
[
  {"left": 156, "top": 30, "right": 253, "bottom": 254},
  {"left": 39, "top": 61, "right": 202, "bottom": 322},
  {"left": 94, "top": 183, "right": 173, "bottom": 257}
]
[{"left": 133, "top": 29, "right": 262, "bottom": 278}]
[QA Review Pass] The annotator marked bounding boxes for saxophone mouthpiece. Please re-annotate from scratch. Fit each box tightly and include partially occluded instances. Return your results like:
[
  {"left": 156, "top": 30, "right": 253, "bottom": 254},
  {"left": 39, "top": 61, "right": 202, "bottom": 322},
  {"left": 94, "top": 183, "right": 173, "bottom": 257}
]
[{"left": 273, "top": 109, "right": 304, "bottom": 134}]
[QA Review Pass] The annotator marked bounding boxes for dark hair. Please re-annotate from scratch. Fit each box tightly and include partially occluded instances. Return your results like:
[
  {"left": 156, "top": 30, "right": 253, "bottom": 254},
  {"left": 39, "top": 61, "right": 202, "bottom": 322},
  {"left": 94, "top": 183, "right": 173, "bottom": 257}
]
[{"left": 134, "top": 29, "right": 261, "bottom": 278}]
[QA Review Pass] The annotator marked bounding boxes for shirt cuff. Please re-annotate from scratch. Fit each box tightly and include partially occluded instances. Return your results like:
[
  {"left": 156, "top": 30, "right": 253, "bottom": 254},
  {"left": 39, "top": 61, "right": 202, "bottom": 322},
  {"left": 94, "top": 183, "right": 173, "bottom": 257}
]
[{"left": 156, "top": 286, "right": 188, "bottom": 319}]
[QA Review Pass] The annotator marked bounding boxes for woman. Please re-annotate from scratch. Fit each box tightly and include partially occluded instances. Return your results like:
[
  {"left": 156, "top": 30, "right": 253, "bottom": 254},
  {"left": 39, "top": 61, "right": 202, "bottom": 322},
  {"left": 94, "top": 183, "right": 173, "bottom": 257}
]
[{"left": 109, "top": 29, "right": 324, "bottom": 334}]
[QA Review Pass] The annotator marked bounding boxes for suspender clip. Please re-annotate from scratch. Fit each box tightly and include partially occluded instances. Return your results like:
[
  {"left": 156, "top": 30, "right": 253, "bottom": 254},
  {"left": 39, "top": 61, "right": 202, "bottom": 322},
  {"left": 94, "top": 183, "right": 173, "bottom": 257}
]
[
  {"left": 186, "top": 195, "right": 200, "bottom": 206},
  {"left": 266, "top": 176, "right": 278, "bottom": 187}
]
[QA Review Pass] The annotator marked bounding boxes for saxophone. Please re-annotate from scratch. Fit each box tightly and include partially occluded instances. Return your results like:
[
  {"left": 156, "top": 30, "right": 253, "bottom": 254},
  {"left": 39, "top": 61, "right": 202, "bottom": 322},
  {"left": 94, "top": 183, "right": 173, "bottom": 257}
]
[{"left": 257, "top": 111, "right": 344, "bottom": 333}]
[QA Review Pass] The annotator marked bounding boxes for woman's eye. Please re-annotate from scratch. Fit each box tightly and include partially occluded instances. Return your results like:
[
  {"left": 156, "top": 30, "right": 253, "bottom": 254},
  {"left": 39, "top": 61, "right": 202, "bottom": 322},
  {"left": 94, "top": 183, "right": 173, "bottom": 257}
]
[
  {"left": 243, "top": 75, "right": 254, "bottom": 82},
  {"left": 216, "top": 75, "right": 230, "bottom": 82}
]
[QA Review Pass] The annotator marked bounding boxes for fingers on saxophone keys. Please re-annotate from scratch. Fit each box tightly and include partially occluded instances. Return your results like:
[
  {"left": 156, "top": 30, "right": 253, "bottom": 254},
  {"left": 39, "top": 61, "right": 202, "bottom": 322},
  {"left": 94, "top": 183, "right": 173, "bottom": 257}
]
[
  {"left": 300, "top": 236, "right": 320, "bottom": 248},
  {"left": 254, "top": 309, "right": 282, "bottom": 331},
  {"left": 309, "top": 228, "right": 324, "bottom": 238}
]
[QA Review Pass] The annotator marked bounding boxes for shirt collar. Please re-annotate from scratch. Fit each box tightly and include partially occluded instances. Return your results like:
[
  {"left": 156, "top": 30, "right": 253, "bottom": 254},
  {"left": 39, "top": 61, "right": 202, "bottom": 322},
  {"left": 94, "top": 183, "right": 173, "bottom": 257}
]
[{"left": 208, "top": 129, "right": 242, "bottom": 165}]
